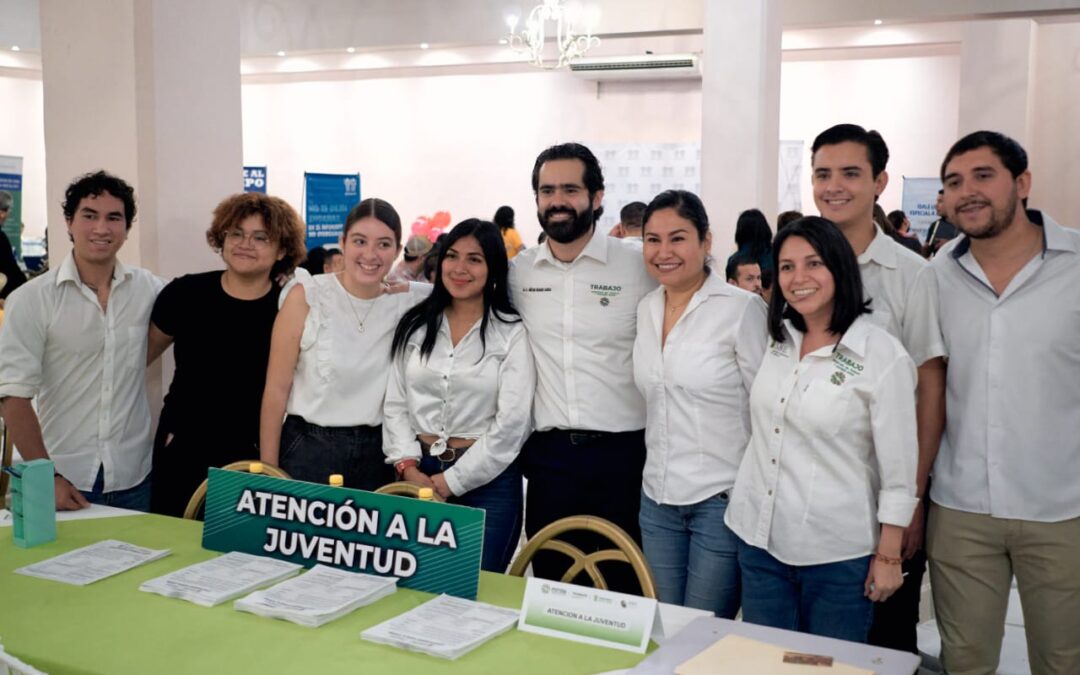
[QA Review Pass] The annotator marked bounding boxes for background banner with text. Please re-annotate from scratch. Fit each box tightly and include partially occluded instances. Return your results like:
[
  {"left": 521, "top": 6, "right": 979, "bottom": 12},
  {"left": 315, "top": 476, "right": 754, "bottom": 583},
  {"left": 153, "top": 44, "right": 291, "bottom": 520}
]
[
  {"left": 243, "top": 166, "right": 267, "bottom": 193},
  {"left": 902, "top": 176, "right": 942, "bottom": 243},
  {"left": 303, "top": 172, "right": 360, "bottom": 249},
  {"left": 0, "top": 155, "right": 24, "bottom": 262}
]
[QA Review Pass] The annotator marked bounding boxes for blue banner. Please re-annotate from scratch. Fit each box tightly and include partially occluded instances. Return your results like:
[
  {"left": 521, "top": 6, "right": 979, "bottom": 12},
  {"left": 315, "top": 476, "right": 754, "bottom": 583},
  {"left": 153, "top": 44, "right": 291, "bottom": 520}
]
[
  {"left": 304, "top": 172, "right": 360, "bottom": 249},
  {"left": 243, "top": 166, "right": 267, "bottom": 193},
  {"left": 901, "top": 177, "right": 942, "bottom": 243},
  {"left": 0, "top": 155, "right": 24, "bottom": 262}
]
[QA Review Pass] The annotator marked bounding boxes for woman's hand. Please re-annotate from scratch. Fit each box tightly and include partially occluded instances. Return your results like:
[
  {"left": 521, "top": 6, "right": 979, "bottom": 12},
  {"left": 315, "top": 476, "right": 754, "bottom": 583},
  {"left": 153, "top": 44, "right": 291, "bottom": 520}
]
[
  {"left": 864, "top": 557, "right": 904, "bottom": 602},
  {"left": 430, "top": 473, "right": 453, "bottom": 500},
  {"left": 402, "top": 466, "right": 435, "bottom": 489}
]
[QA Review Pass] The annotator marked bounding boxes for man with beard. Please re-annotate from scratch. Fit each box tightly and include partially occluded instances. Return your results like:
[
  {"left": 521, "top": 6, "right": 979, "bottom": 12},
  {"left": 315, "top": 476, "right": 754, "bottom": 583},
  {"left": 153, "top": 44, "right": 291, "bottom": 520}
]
[
  {"left": 922, "top": 131, "right": 1080, "bottom": 675},
  {"left": 508, "top": 143, "right": 656, "bottom": 590}
]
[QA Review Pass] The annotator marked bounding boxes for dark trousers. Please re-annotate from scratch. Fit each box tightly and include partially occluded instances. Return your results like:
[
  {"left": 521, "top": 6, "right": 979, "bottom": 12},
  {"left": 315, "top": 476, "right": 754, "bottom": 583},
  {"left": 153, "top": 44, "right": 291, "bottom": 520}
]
[
  {"left": 521, "top": 428, "right": 647, "bottom": 595},
  {"left": 278, "top": 415, "right": 393, "bottom": 491},
  {"left": 150, "top": 422, "right": 255, "bottom": 518},
  {"left": 868, "top": 492, "right": 930, "bottom": 654}
]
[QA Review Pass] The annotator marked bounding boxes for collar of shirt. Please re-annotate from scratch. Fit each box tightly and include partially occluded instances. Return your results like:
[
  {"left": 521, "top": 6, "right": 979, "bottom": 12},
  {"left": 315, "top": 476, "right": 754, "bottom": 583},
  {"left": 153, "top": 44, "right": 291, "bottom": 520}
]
[
  {"left": 56, "top": 252, "right": 132, "bottom": 289},
  {"left": 780, "top": 315, "right": 872, "bottom": 361},
  {"left": 948, "top": 209, "right": 1074, "bottom": 261},
  {"left": 533, "top": 228, "right": 608, "bottom": 268},
  {"left": 646, "top": 268, "right": 746, "bottom": 323},
  {"left": 857, "top": 224, "right": 898, "bottom": 270}
]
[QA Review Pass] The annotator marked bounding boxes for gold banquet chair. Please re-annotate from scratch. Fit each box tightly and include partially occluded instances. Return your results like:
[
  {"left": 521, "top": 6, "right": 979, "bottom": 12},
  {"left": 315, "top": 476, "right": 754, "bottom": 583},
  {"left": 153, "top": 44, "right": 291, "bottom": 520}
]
[
  {"left": 374, "top": 481, "right": 446, "bottom": 502},
  {"left": 183, "top": 461, "right": 290, "bottom": 520},
  {"left": 508, "top": 515, "right": 659, "bottom": 599}
]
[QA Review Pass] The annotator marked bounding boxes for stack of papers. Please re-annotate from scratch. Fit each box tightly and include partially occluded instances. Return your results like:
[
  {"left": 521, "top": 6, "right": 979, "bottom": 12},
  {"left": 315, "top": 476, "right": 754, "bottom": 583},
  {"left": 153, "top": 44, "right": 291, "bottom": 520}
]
[
  {"left": 676, "top": 635, "right": 875, "bottom": 675},
  {"left": 361, "top": 594, "right": 520, "bottom": 660},
  {"left": 140, "top": 551, "right": 302, "bottom": 607},
  {"left": 235, "top": 564, "right": 398, "bottom": 627},
  {"left": 15, "top": 540, "right": 170, "bottom": 586}
]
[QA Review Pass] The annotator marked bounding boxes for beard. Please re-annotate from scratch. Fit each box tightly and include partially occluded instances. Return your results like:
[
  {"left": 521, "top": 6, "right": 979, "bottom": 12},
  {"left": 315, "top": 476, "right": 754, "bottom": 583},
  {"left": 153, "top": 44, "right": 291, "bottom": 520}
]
[
  {"left": 957, "top": 189, "right": 1019, "bottom": 240},
  {"left": 538, "top": 205, "right": 595, "bottom": 244}
]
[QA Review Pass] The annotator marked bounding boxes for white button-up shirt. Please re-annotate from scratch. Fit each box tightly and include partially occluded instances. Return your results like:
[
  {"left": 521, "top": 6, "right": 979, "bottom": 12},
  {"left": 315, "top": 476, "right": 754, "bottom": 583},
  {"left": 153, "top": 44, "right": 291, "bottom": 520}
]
[
  {"left": 382, "top": 314, "right": 535, "bottom": 496},
  {"left": 0, "top": 253, "right": 163, "bottom": 492},
  {"left": 926, "top": 211, "right": 1080, "bottom": 522},
  {"left": 509, "top": 232, "right": 657, "bottom": 432},
  {"left": 858, "top": 225, "right": 944, "bottom": 366},
  {"left": 725, "top": 315, "right": 919, "bottom": 565},
  {"left": 283, "top": 273, "right": 429, "bottom": 427},
  {"left": 633, "top": 271, "right": 767, "bottom": 505}
]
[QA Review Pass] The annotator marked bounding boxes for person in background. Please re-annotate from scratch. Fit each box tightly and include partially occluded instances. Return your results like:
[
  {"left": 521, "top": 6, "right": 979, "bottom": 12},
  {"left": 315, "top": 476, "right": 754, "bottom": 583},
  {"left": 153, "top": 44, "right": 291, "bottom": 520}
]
[
  {"left": 923, "top": 189, "right": 958, "bottom": 258},
  {"left": 726, "top": 216, "right": 918, "bottom": 643},
  {"left": 615, "top": 201, "right": 647, "bottom": 242},
  {"left": 925, "top": 131, "right": 1080, "bottom": 675},
  {"left": 809, "top": 123, "right": 945, "bottom": 653},
  {"left": 421, "top": 246, "right": 439, "bottom": 284},
  {"left": 509, "top": 142, "right": 657, "bottom": 593},
  {"left": 300, "top": 245, "right": 328, "bottom": 276},
  {"left": 0, "top": 171, "right": 163, "bottom": 510},
  {"left": 387, "top": 235, "right": 433, "bottom": 283},
  {"left": 494, "top": 205, "right": 525, "bottom": 259},
  {"left": 886, "top": 209, "right": 924, "bottom": 255},
  {"left": 725, "top": 253, "right": 765, "bottom": 301},
  {"left": 323, "top": 247, "right": 344, "bottom": 274},
  {"left": 777, "top": 210, "right": 804, "bottom": 232},
  {"left": 260, "top": 198, "right": 428, "bottom": 489},
  {"left": 146, "top": 193, "right": 306, "bottom": 517},
  {"left": 634, "top": 189, "right": 767, "bottom": 616},
  {"left": 0, "top": 191, "right": 27, "bottom": 303},
  {"left": 384, "top": 219, "right": 534, "bottom": 572}
]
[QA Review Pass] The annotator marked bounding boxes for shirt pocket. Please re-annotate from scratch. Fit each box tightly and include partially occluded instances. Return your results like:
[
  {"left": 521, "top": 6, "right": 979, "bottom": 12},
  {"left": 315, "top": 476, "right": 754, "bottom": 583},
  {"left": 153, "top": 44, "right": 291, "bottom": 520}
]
[
  {"left": 118, "top": 325, "right": 149, "bottom": 371},
  {"left": 797, "top": 379, "right": 849, "bottom": 437}
]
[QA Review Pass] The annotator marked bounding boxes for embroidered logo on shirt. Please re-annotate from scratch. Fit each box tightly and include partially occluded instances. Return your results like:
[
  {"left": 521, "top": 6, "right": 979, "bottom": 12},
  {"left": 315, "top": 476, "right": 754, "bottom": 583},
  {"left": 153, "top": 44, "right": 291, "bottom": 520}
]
[
  {"left": 769, "top": 339, "right": 789, "bottom": 358},
  {"left": 830, "top": 371, "right": 846, "bottom": 386},
  {"left": 589, "top": 283, "right": 622, "bottom": 298},
  {"left": 832, "top": 352, "right": 864, "bottom": 378},
  {"left": 600, "top": 297, "right": 610, "bottom": 307}
]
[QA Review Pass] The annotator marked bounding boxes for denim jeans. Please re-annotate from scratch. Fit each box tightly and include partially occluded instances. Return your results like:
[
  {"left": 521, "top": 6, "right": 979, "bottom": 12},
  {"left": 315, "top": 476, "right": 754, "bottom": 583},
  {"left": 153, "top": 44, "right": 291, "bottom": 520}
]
[
  {"left": 639, "top": 490, "right": 741, "bottom": 618},
  {"left": 419, "top": 455, "right": 523, "bottom": 574},
  {"left": 279, "top": 416, "right": 392, "bottom": 491},
  {"left": 738, "top": 539, "right": 874, "bottom": 643},
  {"left": 79, "top": 467, "right": 152, "bottom": 512}
]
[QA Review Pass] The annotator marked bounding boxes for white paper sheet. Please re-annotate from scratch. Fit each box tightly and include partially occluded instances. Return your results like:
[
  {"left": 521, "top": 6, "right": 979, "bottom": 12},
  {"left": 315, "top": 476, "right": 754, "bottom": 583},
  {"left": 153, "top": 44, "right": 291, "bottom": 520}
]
[
  {"left": 234, "top": 564, "right": 397, "bottom": 627},
  {"left": 15, "top": 539, "right": 170, "bottom": 586},
  {"left": 361, "top": 594, "right": 520, "bottom": 660},
  {"left": 139, "top": 551, "right": 301, "bottom": 607}
]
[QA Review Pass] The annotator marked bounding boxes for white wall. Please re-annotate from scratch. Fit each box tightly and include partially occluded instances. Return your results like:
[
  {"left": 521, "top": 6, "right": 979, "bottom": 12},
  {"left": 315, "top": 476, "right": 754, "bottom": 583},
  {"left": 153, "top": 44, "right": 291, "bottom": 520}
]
[
  {"left": 1030, "top": 21, "right": 1080, "bottom": 220},
  {"left": 0, "top": 73, "right": 47, "bottom": 239}
]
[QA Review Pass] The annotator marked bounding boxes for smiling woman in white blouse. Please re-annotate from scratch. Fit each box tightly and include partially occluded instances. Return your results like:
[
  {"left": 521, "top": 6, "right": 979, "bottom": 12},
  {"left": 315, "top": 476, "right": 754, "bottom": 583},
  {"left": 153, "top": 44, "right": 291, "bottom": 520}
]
[
  {"left": 724, "top": 216, "right": 918, "bottom": 643},
  {"left": 633, "top": 190, "right": 768, "bottom": 616},
  {"left": 383, "top": 219, "right": 535, "bottom": 572}
]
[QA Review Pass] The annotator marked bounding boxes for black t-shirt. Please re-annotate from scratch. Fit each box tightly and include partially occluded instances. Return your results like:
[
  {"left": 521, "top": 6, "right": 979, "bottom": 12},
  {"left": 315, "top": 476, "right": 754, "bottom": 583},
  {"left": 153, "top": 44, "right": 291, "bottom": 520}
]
[{"left": 152, "top": 271, "right": 279, "bottom": 445}]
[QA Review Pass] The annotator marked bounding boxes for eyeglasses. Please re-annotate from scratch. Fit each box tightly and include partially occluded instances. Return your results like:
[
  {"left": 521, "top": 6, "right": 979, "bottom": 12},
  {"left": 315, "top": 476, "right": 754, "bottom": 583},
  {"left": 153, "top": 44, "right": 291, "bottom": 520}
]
[{"left": 224, "top": 230, "right": 273, "bottom": 247}]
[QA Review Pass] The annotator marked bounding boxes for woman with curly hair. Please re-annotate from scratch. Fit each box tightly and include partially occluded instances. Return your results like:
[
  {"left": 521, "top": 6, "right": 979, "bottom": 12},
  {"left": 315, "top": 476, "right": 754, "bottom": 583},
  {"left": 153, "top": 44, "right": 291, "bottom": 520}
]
[{"left": 147, "top": 192, "right": 306, "bottom": 516}]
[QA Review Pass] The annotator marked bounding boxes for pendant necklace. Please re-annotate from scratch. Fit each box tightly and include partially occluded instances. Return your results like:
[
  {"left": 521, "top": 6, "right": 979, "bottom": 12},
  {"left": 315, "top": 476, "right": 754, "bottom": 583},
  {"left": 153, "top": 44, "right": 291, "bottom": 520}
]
[{"left": 345, "top": 290, "right": 378, "bottom": 333}]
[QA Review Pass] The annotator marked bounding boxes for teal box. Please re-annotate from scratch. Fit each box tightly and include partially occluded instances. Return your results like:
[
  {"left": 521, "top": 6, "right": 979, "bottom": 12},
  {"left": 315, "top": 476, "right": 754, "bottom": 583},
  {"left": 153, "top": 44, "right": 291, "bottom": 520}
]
[{"left": 8, "top": 458, "right": 57, "bottom": 547}]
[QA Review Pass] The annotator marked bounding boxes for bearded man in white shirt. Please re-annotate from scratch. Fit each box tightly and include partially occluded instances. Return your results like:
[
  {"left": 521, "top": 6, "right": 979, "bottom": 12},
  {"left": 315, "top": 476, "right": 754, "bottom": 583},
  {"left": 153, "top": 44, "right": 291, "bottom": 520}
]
[
  {"left": 924, "top": 131, "right": 1080, "bottom": 675},
  {"left": 0, "top": 171, "right": 163, "bottom": 511},
  {"left": 509, "top": 143, "right": 657, "bottom": 593}
]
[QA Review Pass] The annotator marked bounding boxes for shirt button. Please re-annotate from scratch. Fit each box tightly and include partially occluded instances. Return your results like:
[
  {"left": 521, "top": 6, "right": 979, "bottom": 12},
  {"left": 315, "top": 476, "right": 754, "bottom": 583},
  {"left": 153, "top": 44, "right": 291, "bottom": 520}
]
[
  {"left": 768, "top": 490, "right": 773, "bottom": 496},
  {"left": 771, "top": 459, "right": 776, "bottom": 465},
  {"left": 780, "top": 398, "right": 785, "bottom": 404},
  {"left": 774, "top": 427, "right": 780, "bottom": 434}
]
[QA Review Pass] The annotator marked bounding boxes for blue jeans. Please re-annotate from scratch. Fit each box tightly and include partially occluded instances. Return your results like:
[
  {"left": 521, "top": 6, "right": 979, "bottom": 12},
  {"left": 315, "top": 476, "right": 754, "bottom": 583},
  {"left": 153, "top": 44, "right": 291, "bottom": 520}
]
[
  {"left": 79, "top": 467, "right": 152, "bottom": 512},
  {"left": 419, "top": 456, "right": 523, "bottom": 574},
  {"left": 738, "top": 540, "right": 874, "bottom": 643},
  {"left": 279, "top": 416, "right": 392, "bottom": 491},
  {"left": 639, "top": 490, "right": 741, "bottom": 618}
]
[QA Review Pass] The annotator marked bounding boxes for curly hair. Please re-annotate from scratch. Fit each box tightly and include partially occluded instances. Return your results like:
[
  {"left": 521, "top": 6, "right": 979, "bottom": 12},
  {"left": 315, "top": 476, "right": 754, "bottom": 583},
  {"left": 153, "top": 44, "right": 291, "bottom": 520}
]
[{"left": 206, "top": 193, "right": 307, "bottom": 275}]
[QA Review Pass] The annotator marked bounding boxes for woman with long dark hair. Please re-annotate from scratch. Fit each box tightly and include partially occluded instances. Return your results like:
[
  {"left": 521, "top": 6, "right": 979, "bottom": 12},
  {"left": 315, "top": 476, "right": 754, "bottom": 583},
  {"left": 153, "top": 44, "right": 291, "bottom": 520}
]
[
  {"left": 384, "top": 218, "right": 534, "bottom": 572},
  {"left": 725, "top": 216, "right": 918, "bottom": 643}
]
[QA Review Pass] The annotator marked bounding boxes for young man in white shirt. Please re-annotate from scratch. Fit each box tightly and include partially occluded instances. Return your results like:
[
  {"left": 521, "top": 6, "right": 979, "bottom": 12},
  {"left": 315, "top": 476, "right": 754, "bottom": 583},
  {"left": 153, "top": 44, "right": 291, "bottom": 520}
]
[
  {"left": 810, "top": 124, "right": 946, "bottom": 653},
  {"left": 925, "top": 131, "right": 1080, "bottom": 675},
  {"left": 0, "top": 171, "right": 163, "bottom": 511},
  {"left": 509, "top": 143, "right": 656, "bottom": 592}
]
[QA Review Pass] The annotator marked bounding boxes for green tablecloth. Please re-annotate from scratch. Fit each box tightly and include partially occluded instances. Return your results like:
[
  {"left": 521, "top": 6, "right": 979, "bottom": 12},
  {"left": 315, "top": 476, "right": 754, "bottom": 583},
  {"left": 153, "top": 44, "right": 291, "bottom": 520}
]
[{"left": 1, "top": 514, "right": 648, "bottom": 674}]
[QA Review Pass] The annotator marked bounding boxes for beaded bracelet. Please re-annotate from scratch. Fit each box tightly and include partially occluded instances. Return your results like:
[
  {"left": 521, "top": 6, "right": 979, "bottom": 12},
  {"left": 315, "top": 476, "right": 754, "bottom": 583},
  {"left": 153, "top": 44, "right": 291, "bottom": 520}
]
[{"left": 875, "top": 552, "right": 903, "bottom": 565}]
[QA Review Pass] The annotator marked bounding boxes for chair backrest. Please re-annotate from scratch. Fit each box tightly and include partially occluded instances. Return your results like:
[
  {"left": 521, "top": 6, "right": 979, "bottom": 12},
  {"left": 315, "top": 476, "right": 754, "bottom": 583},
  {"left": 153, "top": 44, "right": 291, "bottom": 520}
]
[
  {"left": 374, "top": 481, "right": 446, "bottom": 502},
  {"left": 0, "top": 419, "right": 13, "bottom": 506},
  {"left": 182, "top": 461, "right": 290, "bottom": 520},
  {"left": 508, "top": 515, "right": 658, "bottom": 599}
]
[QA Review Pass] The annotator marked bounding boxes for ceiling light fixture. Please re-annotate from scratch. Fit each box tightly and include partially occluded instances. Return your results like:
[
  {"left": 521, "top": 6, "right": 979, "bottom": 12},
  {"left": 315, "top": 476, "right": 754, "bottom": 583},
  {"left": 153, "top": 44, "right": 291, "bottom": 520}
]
[
  {"left": 276, "top": 50, "right": 286, "bottom": 57},
  {"left": 346, "top": 47, "right": 356, "bottom": 53},
  {"left": 11, "top": 45, "right": 20, "bottom": 51},
  {"left": 874, "top": 19, "right": 883, "bottom": 25},
  {"left": 420, "top": 42, "right": 430, "bottom": 50},
  {"left": 505, "top": 0, "right": 601, "bottom": 70}
]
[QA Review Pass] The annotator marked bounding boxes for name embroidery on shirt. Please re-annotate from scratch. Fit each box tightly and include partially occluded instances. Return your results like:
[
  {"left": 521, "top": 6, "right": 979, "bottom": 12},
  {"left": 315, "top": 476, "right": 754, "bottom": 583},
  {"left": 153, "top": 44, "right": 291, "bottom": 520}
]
[
  {"left": 832, "top": 352, "right": 865, "bottom": 380},
  {"left": 521, "top": 286, "right": 552, "bottom": 293},
  {"left": 768, "top": 339, "right": 789, "bottom": 358},
  {"left": 590, "top": 283, "right": 621, "bottom": 307}
]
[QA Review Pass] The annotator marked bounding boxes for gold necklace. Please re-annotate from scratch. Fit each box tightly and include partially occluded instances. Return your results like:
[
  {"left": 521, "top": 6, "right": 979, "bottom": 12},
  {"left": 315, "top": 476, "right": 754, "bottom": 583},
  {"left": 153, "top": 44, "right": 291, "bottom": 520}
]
[{"left": 345, "top": 293, "right": 377, "bottom": 333}]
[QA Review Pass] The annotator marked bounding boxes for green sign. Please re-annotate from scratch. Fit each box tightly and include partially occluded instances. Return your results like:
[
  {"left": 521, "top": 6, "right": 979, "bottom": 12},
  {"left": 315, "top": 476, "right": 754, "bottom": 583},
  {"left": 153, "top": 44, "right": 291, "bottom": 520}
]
[{"left": 201, "top": 469, "right": 484, "bottom": 599}]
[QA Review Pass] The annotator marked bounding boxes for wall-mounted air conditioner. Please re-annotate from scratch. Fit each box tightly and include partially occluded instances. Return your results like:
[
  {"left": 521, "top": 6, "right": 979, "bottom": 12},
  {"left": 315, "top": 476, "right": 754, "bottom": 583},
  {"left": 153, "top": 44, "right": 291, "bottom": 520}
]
[{"left": 569, "top": 53, "right": 701, "bottom": 80}]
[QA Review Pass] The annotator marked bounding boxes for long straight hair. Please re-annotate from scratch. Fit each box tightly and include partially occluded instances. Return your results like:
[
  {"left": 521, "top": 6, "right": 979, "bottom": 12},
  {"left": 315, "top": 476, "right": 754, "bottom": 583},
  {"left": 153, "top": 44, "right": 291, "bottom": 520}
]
[{"left": 391, "top": 219, "right": 519, "bottom": 360}]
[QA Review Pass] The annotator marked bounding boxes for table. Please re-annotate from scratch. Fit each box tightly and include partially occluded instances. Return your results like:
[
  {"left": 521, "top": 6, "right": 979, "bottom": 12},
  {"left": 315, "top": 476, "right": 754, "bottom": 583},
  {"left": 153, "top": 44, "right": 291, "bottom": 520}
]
[{"left": 0, "top": 514, "right": 648, "bottom": 675}]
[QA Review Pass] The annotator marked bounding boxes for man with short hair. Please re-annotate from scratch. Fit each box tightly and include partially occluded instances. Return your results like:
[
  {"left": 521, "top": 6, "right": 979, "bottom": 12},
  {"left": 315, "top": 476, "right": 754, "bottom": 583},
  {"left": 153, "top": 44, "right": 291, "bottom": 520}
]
[
  {"left": 810, "top": 123, "right": 946, "bottom": 654},
  {"left": 923, "top": 190, "right": 958, "bottom": 258},
  {"left": 924, "top": 131, "right": 1080, "bottom": 675},
  {"left": 618, "top": 201, "right": 646, "bottom": 240},
  {"left": 387, "top": 235, "right": 432, "bottom": 283},
  {"left": 510, "top": 143, "right": 656, "bottom": 591},
  {"left": 323, "top": 247, "right": 344, "bottom": 274},
  {"left": 725, "top": 255, "right": 764, "bottom": 300},
  {"left": 0, "top": 171, "right": 163, "bottom": 511}
]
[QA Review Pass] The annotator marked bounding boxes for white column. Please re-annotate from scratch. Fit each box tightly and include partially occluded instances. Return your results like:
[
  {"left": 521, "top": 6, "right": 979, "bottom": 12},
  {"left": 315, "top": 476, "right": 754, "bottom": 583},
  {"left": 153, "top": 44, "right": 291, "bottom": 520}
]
[
  {"left": 957, "top": 18, "right": 1037, "bottom": 146},
  {"left": 39, "top": 0, "right": 242, "bottom": 278},
  {"left": 700, "top": 0, "right": 782, "bottom": 258}
]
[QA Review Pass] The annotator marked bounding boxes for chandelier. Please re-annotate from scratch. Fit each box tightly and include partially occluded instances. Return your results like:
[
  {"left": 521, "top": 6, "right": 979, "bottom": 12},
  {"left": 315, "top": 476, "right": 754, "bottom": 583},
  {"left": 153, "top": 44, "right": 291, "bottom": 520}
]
[{"left": 506, "top": 1, "right": 601, "bottom": 70}]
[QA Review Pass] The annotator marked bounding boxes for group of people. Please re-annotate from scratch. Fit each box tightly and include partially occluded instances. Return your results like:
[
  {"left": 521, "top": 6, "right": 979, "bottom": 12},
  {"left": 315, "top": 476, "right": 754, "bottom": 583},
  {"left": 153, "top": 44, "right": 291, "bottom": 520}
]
[{"left": 0, "top": 123, "right": 1075, "bottom": 675}]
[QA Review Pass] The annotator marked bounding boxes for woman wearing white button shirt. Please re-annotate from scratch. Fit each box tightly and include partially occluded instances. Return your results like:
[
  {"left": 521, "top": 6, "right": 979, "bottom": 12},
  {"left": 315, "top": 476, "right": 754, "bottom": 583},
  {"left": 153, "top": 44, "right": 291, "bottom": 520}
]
[
  {"left": 384, "top": 219, "right": 534, "bottom": 572},
  {"left": 633, "top": 190, "right": 767, "bottom": 616},
  {"left": 725, "top": 216, "right": 918, "bottom": 643}
]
